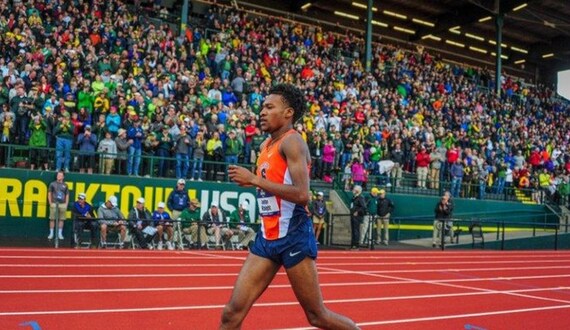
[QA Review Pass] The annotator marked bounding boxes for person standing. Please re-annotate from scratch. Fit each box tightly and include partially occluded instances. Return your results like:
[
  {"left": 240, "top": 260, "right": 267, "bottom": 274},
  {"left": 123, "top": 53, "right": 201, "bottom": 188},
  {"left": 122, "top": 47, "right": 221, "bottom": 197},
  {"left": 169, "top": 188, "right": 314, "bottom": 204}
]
[
  {"left": 223, "top": 84, "right": 357, "bottom": 328},
  {"left": 48, "top": 171, "right": 69, "bottom": 240},
  {"left": 432, "top": 191, "right": 454, "bottom": 247},
  {"left": 350, "top": 185, "right": 367, "bottom": 249},
  {"left": 361, "top": 187, "right": 378, "bottom": 246},
  {"left": 167, "top": 178, "right": 190, "bottom": 220},
  {"left": 376, "top": 189, "right": 395, "bottom": 246},
  {"left": 310, "top": 191, "right": 327, "bottom": 244}
]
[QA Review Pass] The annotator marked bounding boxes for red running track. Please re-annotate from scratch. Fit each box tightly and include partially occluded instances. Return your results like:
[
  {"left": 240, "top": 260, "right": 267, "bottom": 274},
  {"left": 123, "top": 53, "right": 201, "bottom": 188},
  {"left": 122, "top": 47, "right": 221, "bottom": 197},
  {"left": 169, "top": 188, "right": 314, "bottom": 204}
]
[{"left": 1, "top": 249, "right": 570, "bottom": 329}]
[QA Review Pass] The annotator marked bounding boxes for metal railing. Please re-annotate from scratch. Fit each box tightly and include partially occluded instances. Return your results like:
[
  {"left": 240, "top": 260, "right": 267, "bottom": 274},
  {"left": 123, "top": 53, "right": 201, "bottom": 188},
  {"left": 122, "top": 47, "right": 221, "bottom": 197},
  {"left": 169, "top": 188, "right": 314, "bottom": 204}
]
[
  {"left": 334, "top": 172, "right": 549, "bottom": 205},
  {"left": 327, "top": 213, "right": 566, "bottom": 251},
  {"left": 0, "top": 143, "right": 253, "bottom": 180}
]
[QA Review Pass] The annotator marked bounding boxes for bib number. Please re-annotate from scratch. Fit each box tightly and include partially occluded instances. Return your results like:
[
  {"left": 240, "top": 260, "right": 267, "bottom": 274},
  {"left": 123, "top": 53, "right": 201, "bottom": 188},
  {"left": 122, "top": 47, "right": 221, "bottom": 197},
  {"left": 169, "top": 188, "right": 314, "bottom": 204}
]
[{"left": 257, "top": 189, "right": 280, "bottom": 217}]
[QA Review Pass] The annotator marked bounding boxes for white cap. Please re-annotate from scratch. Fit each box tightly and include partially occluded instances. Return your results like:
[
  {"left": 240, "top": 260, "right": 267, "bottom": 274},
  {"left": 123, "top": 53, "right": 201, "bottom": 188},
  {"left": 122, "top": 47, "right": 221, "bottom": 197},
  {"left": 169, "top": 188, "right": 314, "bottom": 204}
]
[
  {"left": 240, "top": 201, "right": 249, "bottom": 209},
  {"left": 78, "top": 193, "right": 86, "bottom": 200},
  {"left": 177, "top": 178, "right": 186, "bottom": 185},
  {"left": 157, "top": 202, "right": 165, "bottom": 208},
  {"left": 137, "top": 197, "right": 145, "bottom": 204},
  {"left": 211, "top": 202, "right": 218, "bottom": 208},
  {"left": 108, "top": 196, "right": 118, "bottom": 207},
  {"left": 317, "top": 191, "right": 324, "bottom": 196}
]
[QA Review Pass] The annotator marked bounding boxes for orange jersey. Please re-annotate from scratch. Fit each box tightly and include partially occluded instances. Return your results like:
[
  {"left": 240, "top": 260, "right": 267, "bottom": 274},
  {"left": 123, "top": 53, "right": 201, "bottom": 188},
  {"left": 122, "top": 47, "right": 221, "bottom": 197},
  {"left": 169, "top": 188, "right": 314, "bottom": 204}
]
[{"left": 256, "top": 129, "right": 309, "bottom": 240}]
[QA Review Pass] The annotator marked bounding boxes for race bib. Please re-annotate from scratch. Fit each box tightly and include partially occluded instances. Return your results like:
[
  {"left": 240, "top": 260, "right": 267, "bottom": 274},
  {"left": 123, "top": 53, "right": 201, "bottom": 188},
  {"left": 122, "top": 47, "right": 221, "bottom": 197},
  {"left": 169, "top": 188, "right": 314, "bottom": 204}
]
[
  {"left": 257, "top": 189, "right": 280, "bottom": 217},
  {"left": 56, "top": 191, "right": 64, "bottom": 201},
  {"left": 178, "top": 199, "right": 185, "bottom": 206}
]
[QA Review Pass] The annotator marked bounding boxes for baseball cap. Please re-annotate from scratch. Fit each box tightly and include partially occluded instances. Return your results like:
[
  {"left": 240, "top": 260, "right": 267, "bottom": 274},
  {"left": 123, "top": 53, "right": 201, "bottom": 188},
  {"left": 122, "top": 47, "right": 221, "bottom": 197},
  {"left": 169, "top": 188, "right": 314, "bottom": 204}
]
[
  {"left": 190, "top": 198, "right": 200, "bottom": 207},
  {"left": 136, "top": 197, "right": 145, "bottom": 204},
  {"left": 371, "top": 187, "right": 380, "bottom": 195},
  {"left": 108, "top": 196, "right": 118, "bottom": 207},
  {"left": 379, "top": 189, "right": 386, "bottom": 194},
  {"left": 317, "top": 191, "right": 324, "bottom": 196},
  {"left": 211, "top": 202, "right": 218, "bottom": 208},
  {"left": 78, "top": 193, "right": 86, "bottom": 200},
  {"left": 177, "top": 178, "right": 186, "bottom": 185},
  {"left": 240, "top": 201, "right": 249, "bottom": 209},
  {"left": 157, "top": 202, "right": 165, "bottom": 208}
]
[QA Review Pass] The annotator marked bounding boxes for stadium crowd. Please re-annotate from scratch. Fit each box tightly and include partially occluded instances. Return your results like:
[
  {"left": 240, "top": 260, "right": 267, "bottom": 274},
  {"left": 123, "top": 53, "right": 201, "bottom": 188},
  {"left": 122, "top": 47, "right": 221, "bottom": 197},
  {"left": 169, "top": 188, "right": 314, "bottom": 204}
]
[{"left": 1, "top": 0, "right": 570, "bottom": 205}]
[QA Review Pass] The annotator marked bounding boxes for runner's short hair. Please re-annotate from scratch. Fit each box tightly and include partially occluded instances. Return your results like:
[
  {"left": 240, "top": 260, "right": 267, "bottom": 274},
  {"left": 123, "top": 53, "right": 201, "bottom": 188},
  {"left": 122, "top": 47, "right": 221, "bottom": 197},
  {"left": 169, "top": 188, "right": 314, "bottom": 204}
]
[{"left": 269, "top": 84, "right": 306, "bottom": 124}]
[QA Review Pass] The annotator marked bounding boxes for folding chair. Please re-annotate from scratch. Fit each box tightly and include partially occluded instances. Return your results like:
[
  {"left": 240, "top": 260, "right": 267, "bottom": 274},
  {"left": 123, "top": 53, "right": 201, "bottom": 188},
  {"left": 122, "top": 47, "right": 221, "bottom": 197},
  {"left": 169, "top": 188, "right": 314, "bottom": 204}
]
[{"left": 469, "top": 222, "right": 485, "bottom": 249}]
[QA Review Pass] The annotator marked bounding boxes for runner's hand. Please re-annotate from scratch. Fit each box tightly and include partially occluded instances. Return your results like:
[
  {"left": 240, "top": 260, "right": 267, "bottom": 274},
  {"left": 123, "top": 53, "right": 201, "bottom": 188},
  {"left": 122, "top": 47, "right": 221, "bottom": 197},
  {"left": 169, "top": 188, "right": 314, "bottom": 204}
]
[{"left": 228, "top": 165, "right": 255, "bottom": 187}]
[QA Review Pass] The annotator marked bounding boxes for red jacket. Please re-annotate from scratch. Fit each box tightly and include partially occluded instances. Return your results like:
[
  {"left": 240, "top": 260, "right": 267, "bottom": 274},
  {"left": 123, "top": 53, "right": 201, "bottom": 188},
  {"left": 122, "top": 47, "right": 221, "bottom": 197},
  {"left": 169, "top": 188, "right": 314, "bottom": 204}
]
[{"left": 416, "top": 151, "right": 431, "bottom": 168}]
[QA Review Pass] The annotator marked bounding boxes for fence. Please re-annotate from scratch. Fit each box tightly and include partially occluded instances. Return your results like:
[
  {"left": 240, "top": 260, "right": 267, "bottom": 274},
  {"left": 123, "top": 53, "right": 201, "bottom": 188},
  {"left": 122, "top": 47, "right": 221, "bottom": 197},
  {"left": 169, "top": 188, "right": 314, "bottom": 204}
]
[
  {"left": 0, "top": 144, "right": 253, "bottom": 180},
  {"left": 327, "top": 213, "right": 567, "bottom": 251}
]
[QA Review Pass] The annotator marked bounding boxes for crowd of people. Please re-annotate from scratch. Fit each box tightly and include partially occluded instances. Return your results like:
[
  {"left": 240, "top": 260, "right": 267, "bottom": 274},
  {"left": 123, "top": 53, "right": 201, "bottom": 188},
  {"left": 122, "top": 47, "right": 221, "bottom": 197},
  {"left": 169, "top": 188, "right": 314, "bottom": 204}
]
[{"left": 1, "top": 0, "right": 570, "bottom": 205}]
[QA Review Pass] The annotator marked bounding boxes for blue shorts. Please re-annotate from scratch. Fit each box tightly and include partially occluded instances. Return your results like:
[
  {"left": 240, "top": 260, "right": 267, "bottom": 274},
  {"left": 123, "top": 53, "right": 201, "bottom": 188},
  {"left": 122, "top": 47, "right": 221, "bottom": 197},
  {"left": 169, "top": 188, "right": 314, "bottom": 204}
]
[{"left": 250, "top": 216, "right": 318, "bottom": 269}]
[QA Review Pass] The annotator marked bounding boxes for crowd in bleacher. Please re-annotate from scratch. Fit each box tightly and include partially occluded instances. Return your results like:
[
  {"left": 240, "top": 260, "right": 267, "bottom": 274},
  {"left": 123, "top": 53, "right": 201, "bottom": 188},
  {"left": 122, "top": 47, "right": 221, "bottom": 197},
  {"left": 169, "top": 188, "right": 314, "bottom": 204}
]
[{"left": 1, "top": 0, "right": 570, "bottom": 205}]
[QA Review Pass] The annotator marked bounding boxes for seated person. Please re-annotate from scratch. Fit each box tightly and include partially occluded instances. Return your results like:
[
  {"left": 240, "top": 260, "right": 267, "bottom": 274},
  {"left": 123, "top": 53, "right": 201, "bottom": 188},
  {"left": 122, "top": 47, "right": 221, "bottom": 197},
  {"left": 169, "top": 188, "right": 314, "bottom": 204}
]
[
  {"left": 71, "top": 193, "right": 97, "bottom": 248},
  {"left": 179, "top": 198, "right": 208, "bottom": 248},
  {"left": 202, "top": 202, "right": 232, "bottom": 247},
  {"left": 153, "top": 201, "right": 174, "bottom": 250},
  {"left": 229, "top": 201, "right": 256, "bottom": 249},
  {"left": 128, "top": 197, "right": 153, "bottom": 249},
  {"left": 97, "top": 195, "right": 127, "bottom": 248}
]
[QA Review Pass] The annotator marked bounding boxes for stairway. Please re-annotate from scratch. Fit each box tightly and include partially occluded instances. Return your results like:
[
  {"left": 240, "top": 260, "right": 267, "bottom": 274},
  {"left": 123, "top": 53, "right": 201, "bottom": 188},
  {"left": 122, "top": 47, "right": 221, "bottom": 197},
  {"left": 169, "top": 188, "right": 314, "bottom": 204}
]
[{"left": 514, "top": 188, "right": 537, "bottom": 204}]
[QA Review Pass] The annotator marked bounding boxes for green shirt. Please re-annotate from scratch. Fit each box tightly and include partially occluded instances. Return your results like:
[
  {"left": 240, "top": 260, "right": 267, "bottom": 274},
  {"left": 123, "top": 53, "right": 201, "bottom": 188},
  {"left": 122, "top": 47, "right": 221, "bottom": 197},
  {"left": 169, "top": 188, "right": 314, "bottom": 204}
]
[
  {"left": 178, "top": 207, "right": 201, "bottom": 227},
  {"left": 229, "top": 209, "right": 251, "bottom": 228}
]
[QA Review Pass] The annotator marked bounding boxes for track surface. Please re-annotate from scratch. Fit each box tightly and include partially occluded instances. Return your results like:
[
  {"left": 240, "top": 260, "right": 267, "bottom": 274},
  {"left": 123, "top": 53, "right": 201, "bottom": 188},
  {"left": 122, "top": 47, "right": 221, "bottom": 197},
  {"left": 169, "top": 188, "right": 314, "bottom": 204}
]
[{"left": 1, "top": 249, "right": 569, "bottom": 329}]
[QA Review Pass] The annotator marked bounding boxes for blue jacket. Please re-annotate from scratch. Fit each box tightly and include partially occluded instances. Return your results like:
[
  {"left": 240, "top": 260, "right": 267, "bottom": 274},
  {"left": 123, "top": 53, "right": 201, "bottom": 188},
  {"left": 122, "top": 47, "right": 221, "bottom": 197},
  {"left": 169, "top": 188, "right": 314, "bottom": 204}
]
[
  {"left": 71, "top": 201, "right": 94, "bottom": 219},
  {"left": 167, "top": 188, "right": 190, "bottom": 211},
  {"left": 127, "top": 126, "right": 144, "bottom": 149},
  {"left": 152, "top": 210, "right": 171, "bottom": 226}
]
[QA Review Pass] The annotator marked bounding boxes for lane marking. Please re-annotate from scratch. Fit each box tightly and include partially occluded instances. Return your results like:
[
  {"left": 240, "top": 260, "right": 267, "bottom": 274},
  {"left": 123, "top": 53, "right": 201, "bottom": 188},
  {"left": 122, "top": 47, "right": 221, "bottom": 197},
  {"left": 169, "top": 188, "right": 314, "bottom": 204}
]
[
  {"left": 0, "top": 287, "right": 566, "bottom": 316},
  {"left": 276, "top": 304, "right": 570, "bottom": 329},
  {"left": 0, "top": 284, "right": 563, "bottom": 295},
  {"left": 2, "top": 260, "right": 570, "bottom": 268},
  {"left": 3, "top": 267, "right": 570, "bottom": 279}
]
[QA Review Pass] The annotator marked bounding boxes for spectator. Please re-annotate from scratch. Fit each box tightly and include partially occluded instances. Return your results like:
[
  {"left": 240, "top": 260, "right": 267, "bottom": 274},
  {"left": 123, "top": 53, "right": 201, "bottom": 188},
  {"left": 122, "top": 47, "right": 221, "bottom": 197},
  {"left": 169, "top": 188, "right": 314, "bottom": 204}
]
[
  {"left": 190, "top": 131, "right": 206, "bottom": 181},
  {"left": 156, "top": 125, "right": 173, "bottom": 177},
  {"left": 98, "top": 131, "right": 117, "bottom": 175},
  {"left": 202, "top": 202, "right": 232, "bottom": 247},
  {"left": 322, "top": 139, "right": 336, "bottom": 183},
  {"left": 127, "top": 119, "right": 144, "bottom": 176},
  {"left": 115, "top": 128, "right": 130, "bottom": 175},
  {"left": 54, "top": 112, "right": 73, "bottom": 172},
  {"left": 228, "top": 201, "right": 256, "bottom": 249},
  {"left": 71, "top": 193, "right": 97, "bottom": 249},
  {"left": 416, "top": 146, "right": 430, "bottom": 189},
  {"left": 351, "top": 158, "right": 365, "bottom": 187},
  {"left": 174, "top": 125, "right": 192, "bottom": 179},
  {"left": 450, "top": 159, "right": 464, "bottom": 198},
  {"left": 206, "top": 131, "right": 224, "bottom": 181},
  {"left": 97, "top": 195, "right": 127, "bottom": 249},
  {"left": 28, "top": 115, "right": 48, "bottom": 171},
  {"left": 77, "top": 125, "right": 97, "bottom": 174},
  {"left": 224, "top": 130, "right": 242, "bottom": 177},
  {"left": 167, "top": 178, "right": 190, "bottom": 220},
  {"left": 128, "top": 197, "right": 154, "bottom": 250},
  {"left": 432, "top": 191, "right": 454, "bottom": 248},
  {"left": 310, "top": 192, "right": 328, "bottom": 244},
  {"left": 179, "top": 198, "right": 208, "bottom": 248},
  {"left": 47, "top": 171, "right": 69, "bottom": 240},
  {"left": 153, "top": 201, "right": 174, "bottom": 250},
  {"left": 376, "top": 189, "right": 394, "bottom": 246},
  {"left": 361, "top": 188, "right": 378, "bottom": 246},
  {"left": 350, "top": 185, "right": 367, "bottom": 250}
]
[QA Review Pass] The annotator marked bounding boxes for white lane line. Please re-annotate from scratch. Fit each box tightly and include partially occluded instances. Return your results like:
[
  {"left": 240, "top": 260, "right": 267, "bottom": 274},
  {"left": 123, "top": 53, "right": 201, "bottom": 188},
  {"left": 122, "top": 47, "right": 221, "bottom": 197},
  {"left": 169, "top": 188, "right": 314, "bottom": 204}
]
[
  {"left": 318, "top": 265, "right": 570, "bottom": 306},
  {"left": 2, "top": 259, "right": 570, "bottom": 267},
  {"left": 0, "top": 287, "right": 566, "bottom": 316},
  {"left": 0, "top": 283, "right": 565, "bottom": 296},
  {"left": 3, "top": 266, "right": 570, "bottom": 279},
  {"left": 276, "top": 304, "right": 570, "bottom": 330},
  {"left": 2, "top": 275, "right": 570, "bottom": 293},
  {"left": 2, "top": 254, "right": 570, "bottom": 260}
]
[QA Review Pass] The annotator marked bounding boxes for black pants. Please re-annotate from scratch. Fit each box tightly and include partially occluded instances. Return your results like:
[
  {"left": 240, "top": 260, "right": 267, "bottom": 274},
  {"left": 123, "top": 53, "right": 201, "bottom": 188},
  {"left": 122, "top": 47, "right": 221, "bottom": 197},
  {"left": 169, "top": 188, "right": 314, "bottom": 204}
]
[
  {"left": 73, "top": 220, "right": 98, "bottom": 247},
  {"left": 131, "top": 226, "right": 154, "bottom": 249},
  {"left": 350, "top": 216, "right": 362, "bottom": 248}
]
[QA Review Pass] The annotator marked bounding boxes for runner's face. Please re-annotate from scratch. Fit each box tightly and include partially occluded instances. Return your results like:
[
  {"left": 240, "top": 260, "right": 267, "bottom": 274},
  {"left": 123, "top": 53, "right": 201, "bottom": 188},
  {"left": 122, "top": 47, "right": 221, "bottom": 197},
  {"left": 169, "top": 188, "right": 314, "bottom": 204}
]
[{"left": 260, "top": 94, "right": 292, "bottom": 133}]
